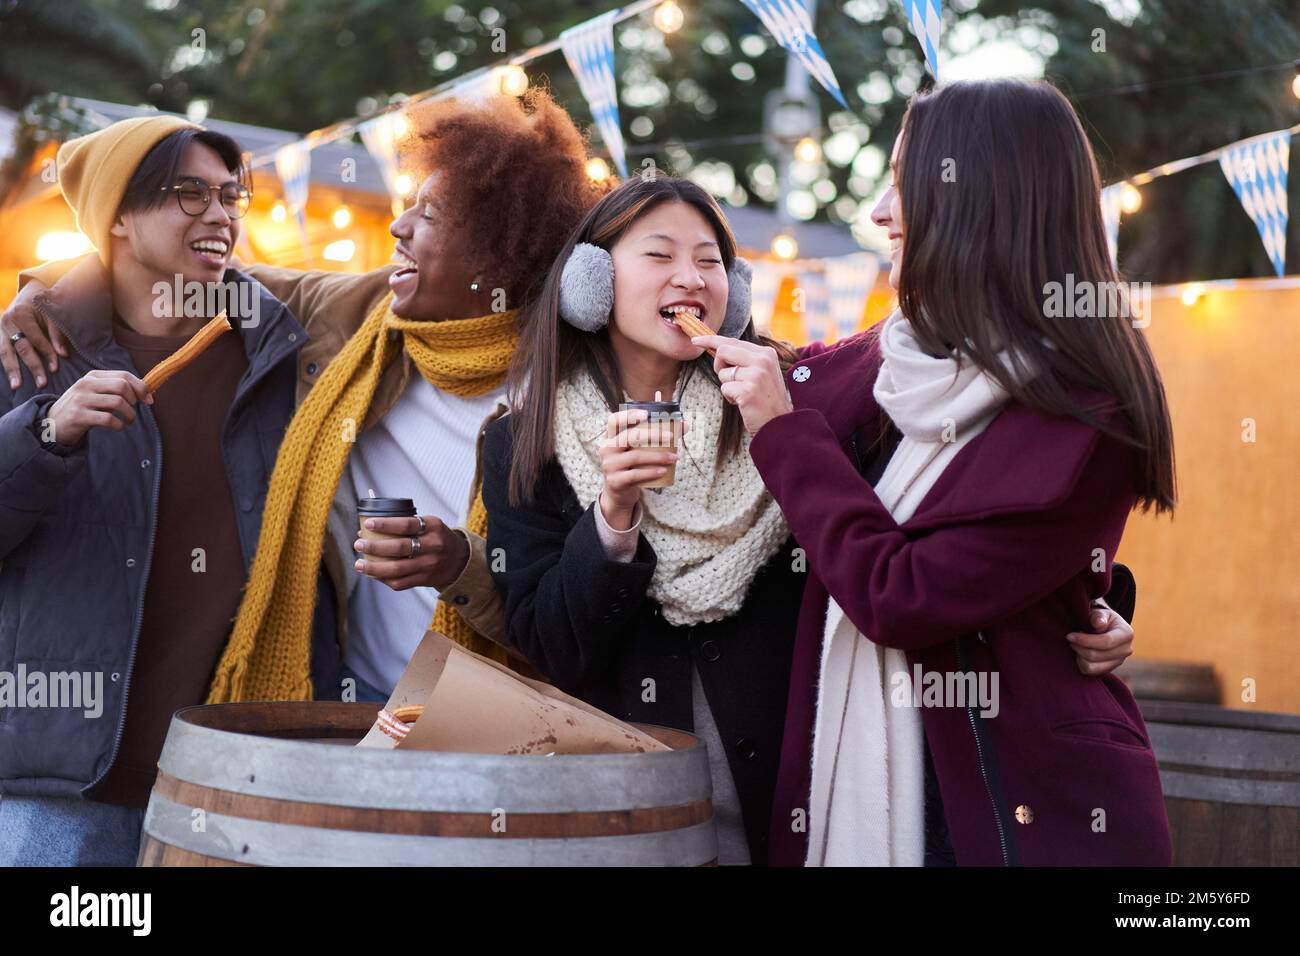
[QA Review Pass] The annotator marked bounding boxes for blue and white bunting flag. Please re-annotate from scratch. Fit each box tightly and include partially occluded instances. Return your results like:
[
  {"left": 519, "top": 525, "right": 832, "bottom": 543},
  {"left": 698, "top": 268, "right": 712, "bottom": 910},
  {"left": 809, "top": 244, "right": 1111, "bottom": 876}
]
[
  {"left": 1100, "top": 182, "right": 1124, "bottom": 268},
  {"left": 359, "top": 112, "right": 407, "bottom": 217},
  {"left": 898, "top": 0, "right": 943, "bottom": 79},
  {"left": 274, "top": 140, "right": 312, "bottom": 236},
  {"left": 561, "top": 10, "right": 628, "bottom": 178},
  {"left": 1219, "top": 131, "right": 1291, "bottom": 277},
  {"left": 824, "top": 253, "right": 881, "bottom": 338},
  {"left": 797, "top": 266, "right": 830, "bottom": 341},
  {"left": 738, "top": 1, "right": 848, "bottom": 108},
  {"left": 749, "top": 259, "right": 785, "bottom": 335}
]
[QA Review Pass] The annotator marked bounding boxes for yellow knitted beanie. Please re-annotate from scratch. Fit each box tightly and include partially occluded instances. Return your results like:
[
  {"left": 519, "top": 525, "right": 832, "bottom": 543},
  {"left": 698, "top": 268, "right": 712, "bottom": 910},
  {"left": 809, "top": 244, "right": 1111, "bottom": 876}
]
[{"left": 56, "top": 115, "right": 199, "bottom": 266}]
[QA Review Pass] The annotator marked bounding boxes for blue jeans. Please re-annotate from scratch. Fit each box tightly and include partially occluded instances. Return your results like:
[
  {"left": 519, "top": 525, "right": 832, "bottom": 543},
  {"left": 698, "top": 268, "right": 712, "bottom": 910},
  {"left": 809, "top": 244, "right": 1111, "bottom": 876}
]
[
  {"left": 339, "top": 663, "right": 391, "bottom": 703},
  {"left": 0, "top": 794, "right": 145, "bottom": 866}
]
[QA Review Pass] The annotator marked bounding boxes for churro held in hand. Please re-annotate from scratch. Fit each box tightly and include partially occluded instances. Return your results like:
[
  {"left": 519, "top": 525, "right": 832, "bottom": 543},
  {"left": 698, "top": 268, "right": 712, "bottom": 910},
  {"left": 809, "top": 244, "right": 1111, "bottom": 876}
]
[{"left": 142, "top": 311, "right": 235, "bottom": 393}]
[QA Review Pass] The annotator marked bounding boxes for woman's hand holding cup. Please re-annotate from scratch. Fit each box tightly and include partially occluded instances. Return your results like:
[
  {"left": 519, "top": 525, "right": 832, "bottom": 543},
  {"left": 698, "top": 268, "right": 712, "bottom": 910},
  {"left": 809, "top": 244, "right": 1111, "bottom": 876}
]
[{"left": 598, "top": 408, "right": 684, "bottom": 530}]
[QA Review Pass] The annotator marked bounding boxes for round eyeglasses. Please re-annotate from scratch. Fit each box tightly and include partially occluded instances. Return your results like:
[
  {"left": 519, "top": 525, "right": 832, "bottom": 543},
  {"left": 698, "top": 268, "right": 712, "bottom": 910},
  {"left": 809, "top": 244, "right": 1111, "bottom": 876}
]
[{"left": 163, "top": 177, "right": 252, "bottom": 219}]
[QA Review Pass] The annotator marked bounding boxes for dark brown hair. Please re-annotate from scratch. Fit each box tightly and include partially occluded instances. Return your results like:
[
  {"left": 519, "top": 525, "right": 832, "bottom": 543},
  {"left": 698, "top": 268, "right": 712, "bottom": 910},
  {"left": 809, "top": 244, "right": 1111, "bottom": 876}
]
[
  {"left": 119, "top": 128, "right": 247, "bottom": 216},
  {"left": 895, "top": 79, "right": 1175, "bottom": 514},
  {"left": 507, "top": 176, "right": 796, "bottom": 505},
  {"left": 405, "top": 87, "right": 611, "bottom": 308}
]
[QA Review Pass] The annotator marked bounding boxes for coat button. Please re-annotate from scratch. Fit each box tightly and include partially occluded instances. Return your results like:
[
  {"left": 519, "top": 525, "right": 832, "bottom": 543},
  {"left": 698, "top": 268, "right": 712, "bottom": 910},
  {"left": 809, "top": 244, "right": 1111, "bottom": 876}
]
[
  {"left": 700, "top": 639, "right": 721, "bottom": 662},
  {"left": 287, "top": 332, "right": 298, "bottom": 343},
  {"left": 125, "top": 558, "right": 136, "bottom": 568},
  {"left": 735, "top": 737, "right": 757, "bottom": 760},
  {"left": 306, "top": 362, "right": 318, "bottom": 375},
  {"left": 610, "top": 603, "right": 622, "bottom": 614},
  {"left": 617, "top": 587, "right": 630, "bottom": 599},
  {"left": 792, "top": 365, "right": 811, "bottom": 383},
  {"left": 110, "top": 673, "right": 120, "bottom": 682},
  {"left": 453, "top": 595, "right": 469, "bottom": 606},
  {"left": 601, "top": 615, "right": 613, "bottom": 624},
  {"left": 1015, "top": 804, "right": 1034, "bottom": 824},
  {"left": 241, "top": 497, "right": 254, "bottom": 512},
  {"left": 140, "top": 459, "right": 150, "bottom": 468}
]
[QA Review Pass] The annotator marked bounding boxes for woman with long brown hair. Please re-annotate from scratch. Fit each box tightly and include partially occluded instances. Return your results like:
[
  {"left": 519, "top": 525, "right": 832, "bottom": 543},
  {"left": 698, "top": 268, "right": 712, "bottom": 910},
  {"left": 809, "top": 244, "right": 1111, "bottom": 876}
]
[
  {"left": 700, "top": 79, "right": 1176, "bottom": 866},
  {"left": 483, "top": 170, "right": 1141, "bottom": 866}
]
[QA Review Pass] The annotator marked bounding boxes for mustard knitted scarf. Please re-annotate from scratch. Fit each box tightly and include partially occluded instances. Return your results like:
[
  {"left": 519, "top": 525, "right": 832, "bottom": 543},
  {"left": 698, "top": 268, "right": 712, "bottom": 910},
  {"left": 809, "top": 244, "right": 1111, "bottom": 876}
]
[{"left": 206, "top": 292, "right": 517, "bottom": 703}]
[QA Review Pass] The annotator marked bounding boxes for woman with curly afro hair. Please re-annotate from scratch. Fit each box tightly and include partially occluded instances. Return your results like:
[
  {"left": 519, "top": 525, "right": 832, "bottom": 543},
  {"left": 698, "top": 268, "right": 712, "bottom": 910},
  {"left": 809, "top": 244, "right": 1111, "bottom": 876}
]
[
  {"left": 202, "top": 86, "right": 618, "bottom": 705},
  {"left": 174, "top": 87, "right": 608, "bottom": 707}
]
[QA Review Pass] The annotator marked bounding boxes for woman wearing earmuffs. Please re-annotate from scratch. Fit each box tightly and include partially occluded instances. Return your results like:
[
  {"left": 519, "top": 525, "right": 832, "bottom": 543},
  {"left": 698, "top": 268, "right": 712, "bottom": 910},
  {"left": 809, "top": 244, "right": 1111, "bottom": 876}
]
[{"left": 480, "top": 175, "right": 1139, "bottom": 867}]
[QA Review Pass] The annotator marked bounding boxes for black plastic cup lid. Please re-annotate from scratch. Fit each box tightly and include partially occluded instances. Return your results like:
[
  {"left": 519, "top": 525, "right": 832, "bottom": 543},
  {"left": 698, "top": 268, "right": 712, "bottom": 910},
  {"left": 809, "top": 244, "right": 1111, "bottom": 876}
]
[
  {"left": 622, "top": 400, "right": 681, "bottom": 414},
  {"left": 357, "top": 497, "right": 417, "bottom": 514}
]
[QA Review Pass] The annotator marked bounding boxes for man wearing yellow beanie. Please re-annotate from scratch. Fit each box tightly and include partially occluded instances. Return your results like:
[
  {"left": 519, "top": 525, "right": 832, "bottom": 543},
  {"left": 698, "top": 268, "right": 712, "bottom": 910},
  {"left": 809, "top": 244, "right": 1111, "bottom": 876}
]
[{"left": 0, "top": 117, "right": 334, "bottom": 865}]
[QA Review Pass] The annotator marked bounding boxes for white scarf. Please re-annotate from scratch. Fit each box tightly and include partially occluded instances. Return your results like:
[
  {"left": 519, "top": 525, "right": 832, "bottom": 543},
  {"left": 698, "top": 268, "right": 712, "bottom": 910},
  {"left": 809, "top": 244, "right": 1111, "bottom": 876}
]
[
  {"left": 553, "top": 366, "right": 789, "bottom": 627},
  {"left": 807, "top": 310, "right": 1019, "bottom": 866}
]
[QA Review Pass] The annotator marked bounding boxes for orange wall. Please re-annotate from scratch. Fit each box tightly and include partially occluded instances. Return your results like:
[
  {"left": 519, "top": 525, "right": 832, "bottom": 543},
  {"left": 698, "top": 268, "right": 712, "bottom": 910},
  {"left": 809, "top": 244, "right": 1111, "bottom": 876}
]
[{"left": 1115, "top": 283, "right": 1300, "bottom": 715}]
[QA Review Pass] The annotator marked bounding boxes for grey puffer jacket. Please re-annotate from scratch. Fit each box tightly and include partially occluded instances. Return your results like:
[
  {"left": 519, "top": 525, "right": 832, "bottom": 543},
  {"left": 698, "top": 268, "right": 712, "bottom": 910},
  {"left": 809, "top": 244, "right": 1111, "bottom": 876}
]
[{"left": 0, "top": 255, "right": 338, "bottom": 798}]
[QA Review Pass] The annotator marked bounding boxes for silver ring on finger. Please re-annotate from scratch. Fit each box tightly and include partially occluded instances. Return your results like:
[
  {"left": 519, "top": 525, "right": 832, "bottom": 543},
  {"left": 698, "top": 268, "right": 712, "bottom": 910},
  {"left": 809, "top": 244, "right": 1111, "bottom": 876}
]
[
  {"left": 409, "top": 535, "right": 422, "bottom": 558},
  {"left": 416, "top": 515, "right": 426, "bottom": 535},
  {"left": 9, "top": 332, "right": 25, "bottom": 344}
]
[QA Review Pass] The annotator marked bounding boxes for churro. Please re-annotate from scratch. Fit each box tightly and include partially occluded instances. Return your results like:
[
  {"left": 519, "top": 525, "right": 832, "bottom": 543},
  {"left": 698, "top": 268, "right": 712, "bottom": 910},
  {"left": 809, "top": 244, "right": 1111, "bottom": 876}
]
[
  {"left": 672, "top": 312, "right": 717, "bottom": 356},
  {"left": 142, "top": 311, "right": 233, "bottom": 393},
  {"left": 391, "top": 704, "right": 425, "bottom": 724}
]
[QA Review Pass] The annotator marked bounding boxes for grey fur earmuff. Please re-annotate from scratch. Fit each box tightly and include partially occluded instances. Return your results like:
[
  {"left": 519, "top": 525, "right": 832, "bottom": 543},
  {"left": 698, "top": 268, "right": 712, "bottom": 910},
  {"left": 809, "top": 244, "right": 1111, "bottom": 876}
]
[{"left": 559, "top": 242, "right": 753, "bottom": 338}]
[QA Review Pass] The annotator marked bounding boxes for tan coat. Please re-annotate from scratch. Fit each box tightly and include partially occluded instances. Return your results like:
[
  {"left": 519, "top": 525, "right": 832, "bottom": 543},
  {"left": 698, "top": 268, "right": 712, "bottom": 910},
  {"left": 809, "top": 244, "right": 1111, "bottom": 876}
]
[{"left": 237, "top": 262, "right": 509, "bottom": 658}]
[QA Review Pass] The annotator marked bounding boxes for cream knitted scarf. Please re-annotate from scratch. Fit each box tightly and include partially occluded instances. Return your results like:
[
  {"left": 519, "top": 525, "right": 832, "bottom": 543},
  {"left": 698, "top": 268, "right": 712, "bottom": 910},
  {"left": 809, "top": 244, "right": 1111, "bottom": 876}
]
[
  {"left": 553, "top": 366, "right": 789, "bottom": 627},
  {"left": 807, "top": 310, "right": 1027, "bottom": 866}
]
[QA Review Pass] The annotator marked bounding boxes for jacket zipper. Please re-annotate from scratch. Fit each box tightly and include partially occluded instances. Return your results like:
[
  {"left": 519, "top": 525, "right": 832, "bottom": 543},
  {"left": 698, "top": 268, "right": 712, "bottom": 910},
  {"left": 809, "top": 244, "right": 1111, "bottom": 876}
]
[
  {"left": 90, "top": 420, "right": 163, "bottom": 792},
  {"left": 955, "top": 632, "right": 1014, "bottom": 866},
  {"left": 41, "top": 306, "right": 166, "bottom": 794}
]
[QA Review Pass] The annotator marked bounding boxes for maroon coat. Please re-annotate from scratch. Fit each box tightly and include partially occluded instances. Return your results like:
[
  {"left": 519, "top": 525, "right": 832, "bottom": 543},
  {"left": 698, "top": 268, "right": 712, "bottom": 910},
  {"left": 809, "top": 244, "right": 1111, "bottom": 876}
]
[{"left": 752, "top": 331, "right": 1172, "bottom": 866}]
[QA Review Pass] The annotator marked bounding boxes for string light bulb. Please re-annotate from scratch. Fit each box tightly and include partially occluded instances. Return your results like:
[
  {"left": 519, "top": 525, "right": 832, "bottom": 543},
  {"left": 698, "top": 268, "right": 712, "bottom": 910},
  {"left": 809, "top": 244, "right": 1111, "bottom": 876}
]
[
  {"left": 495, "top": 64, "right": 529, "bottom": 97},
  {"left": 772, "top": 232, "right": 798, "bottom": 260},
  {"left": 1181, "top": 283, "right": 1204, "bottom": 307},
  {"left": 271, "top": 202, "right": 287, "bottom": 223},
  {"left": 653, "top": 1, "right": 684, "bottom": 34},
  {"left": 332, "top": 205, "right": 351, "bottom": 229},
  {"left": 1120, "top": 182, "right": 1143, "bottom": 214},
  {"left": 585, "top": 157, "right": 611, "bottom": 181},
  {"left": 794, "top": 136, "right": 822, "bottom": 164},
  {"left": 394, "top": 173, "right": 414, "bottom": 197}
]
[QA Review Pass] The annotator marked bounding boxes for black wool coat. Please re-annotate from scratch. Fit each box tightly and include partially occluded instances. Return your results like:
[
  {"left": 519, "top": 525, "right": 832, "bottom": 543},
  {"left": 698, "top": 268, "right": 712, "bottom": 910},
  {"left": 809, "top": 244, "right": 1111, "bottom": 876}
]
[{"left": 482, "top": 414, "right": 805, "bottom": 865}]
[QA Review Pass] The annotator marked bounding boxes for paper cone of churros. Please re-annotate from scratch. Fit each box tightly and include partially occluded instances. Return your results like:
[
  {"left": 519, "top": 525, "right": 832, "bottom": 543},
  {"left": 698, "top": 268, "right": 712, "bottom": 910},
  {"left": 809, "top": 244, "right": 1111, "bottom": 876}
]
[{"left": 356, "top": 630, "right": 669, "bottom": 755}]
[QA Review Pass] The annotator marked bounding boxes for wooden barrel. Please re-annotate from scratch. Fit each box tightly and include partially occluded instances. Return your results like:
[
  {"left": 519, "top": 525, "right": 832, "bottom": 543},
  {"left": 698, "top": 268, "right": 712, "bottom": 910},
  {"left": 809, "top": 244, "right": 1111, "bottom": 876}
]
[
  {"left": 1118, "top": 659, "right": 1220, "bottom": 704},
  {"left": 1139, "top": 699, "right": 1300, "bottom": 866},
  {"left": 138, "top": 702, "right": 716, "bottom": 866}
]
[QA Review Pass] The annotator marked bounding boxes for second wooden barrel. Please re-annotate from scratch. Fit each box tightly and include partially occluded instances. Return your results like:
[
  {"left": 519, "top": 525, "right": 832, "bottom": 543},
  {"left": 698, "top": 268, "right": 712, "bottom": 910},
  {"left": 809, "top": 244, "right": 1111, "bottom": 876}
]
[
  {"left": 1140, "top": 699, "right": 1300, "bottom": 866},
  {"left": 138, "top": 701, "right": 716, "bottom": 866}
]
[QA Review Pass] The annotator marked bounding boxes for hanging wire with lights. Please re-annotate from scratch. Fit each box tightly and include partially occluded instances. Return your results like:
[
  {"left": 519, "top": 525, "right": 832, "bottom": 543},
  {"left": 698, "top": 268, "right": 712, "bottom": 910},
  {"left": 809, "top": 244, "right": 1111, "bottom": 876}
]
[{"left": 244, "top": 0, "right": 679, "bottom": 172}]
